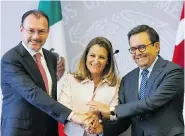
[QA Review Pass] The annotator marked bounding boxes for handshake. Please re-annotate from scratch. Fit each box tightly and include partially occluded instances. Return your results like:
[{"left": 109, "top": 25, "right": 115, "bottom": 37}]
[{"left": 70, "top": 101, "right": 112, "bottom": 134}]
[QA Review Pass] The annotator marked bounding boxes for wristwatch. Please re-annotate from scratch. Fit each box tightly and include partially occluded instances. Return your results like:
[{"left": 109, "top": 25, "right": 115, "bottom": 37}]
[
  {"left": 109, "top": 106, "right": 117, "bottom": 121},
  {"left": 110, "top": 106, "right": 116, "bottom": 115}
]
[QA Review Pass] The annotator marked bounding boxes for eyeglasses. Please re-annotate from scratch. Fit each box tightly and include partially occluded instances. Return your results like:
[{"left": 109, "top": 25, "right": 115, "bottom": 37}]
[
  {"left": 128, "top": 43, "right": 153, "bottom": 54},
  {"left": 22, "top": 26, "right": 48, "bottom": 35}
]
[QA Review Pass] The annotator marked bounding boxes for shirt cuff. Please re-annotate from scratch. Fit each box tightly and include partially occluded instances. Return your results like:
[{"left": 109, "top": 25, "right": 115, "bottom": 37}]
[
  {"left": 67, "top": 111, "right": 75, "bottom": 121},
  {"left": 109, "top": 114, "right": 117, "bottom": 121}
]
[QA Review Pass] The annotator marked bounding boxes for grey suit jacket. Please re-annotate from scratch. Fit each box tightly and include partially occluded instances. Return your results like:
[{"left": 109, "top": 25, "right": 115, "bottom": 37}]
[
  {"left": 1, "top": 42, "right": 72, "bottom": 136},
  {"left": 103, "top": 56, "right": 184, "bottom": 136}
]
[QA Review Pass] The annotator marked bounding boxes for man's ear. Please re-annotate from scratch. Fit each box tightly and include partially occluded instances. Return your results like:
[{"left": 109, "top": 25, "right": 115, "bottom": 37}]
[
  {"left": 20, "top": 25, "right": 23, "bottom": 32},
  {"left": 154, "top": 42, "right": 160, "bottom": 53}
]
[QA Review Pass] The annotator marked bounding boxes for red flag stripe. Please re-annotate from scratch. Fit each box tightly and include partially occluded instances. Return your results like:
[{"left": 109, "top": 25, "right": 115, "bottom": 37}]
[
  {"left": 58, "top": 122, "right": 66, "bottom": 136},
  {"left": 172, "top": 3, "right": 184, "bottom": 69},
  {"left": 172, "top": 40, "right": 184, "bottom": 68}
]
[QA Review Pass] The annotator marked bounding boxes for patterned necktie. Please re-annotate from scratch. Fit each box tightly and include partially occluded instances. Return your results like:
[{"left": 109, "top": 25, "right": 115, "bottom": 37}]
[
  {"left": 140, "top": 69, "right": 149, "bottom": 99},
  {"left": 35, "top": 53, "right": 49, "bottom": 93}
]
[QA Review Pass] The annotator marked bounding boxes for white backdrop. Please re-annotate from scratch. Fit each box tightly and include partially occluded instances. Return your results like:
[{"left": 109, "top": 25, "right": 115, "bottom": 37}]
[
  {"left": 1, "top": 1, "right": 183, "bottom": 75},
  {"left": 1, "top": 1, "right": 184, "bottom": 135}
]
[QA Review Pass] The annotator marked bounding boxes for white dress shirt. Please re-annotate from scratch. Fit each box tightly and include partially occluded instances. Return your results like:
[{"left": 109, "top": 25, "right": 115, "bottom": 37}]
[
  {"left": 138, "top": 56, "right": 159, "bottom": 93},
  {"left": 22, "top": 42, "right": 53, "bottom": 96}
]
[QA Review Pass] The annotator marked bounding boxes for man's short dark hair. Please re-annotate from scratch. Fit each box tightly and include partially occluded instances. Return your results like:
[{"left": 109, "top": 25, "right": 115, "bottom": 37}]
[
  {"left": 21, "top": 10, "right": 49, "bottom": 28},
  {"left": 127, "top": 25, "right": 160, "bottom": 44}
]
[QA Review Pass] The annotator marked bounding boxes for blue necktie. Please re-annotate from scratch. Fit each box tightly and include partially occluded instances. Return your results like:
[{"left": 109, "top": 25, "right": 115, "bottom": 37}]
[{"left": 140, "top": 70, "right": 149, "bottom": 99}]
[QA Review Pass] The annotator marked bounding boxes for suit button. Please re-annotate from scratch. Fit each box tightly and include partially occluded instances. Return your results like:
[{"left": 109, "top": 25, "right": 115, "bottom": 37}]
[
  {"left": 140, "top": 117, "right": 143, "bottom": 120},
  {"left": 52, "top": 112, "right": 59, "bottom": 117}
]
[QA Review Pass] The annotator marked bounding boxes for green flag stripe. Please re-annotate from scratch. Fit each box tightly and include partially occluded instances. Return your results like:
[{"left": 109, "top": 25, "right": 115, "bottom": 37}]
[{"left": 38, "top": 1, "right": 63, "bottom": 26}]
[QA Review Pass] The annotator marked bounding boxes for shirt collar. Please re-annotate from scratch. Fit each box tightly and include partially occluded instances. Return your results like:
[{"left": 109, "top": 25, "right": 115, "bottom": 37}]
[
  {"left": 22, "top": 41, "right": 44, "bottom": 57},
  {"left": 81, "top": 77, "right": 111, "bottom": 85},
  {"left": 139, "top": 56, "right": 159, "bottom": 77}
]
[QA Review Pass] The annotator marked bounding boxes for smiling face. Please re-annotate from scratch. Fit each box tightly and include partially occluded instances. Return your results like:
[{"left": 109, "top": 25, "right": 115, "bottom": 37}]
[
  {"left": 129, "top": 32, "right": 160, "bottom": 70},
  {"left": 86, "top": 44, "right": 108, "bottom": 78},
  {"left": 20, "top": 14, "right": 49, "bottom": 52}
]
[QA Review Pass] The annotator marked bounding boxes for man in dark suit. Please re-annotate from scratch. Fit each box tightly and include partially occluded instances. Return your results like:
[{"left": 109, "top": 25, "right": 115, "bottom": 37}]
[
  {"left": 1, "top": 10, "right": 92, "bottom": 136},
  {"left": 89, "top": 25, "right": 184, "bottom": 136}
]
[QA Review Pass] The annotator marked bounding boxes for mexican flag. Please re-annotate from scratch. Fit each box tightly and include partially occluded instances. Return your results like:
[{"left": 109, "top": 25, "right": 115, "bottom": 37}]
[
  {"left": 38, "top": 1, "right": 67, "bottom": 136},
  {"left": 38, "top": 0, "right": 68, "bottom": 71}
]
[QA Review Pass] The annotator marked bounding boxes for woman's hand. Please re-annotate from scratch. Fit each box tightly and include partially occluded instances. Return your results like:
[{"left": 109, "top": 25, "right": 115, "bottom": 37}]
[{"left": 88, "top": 101, "right": 110, "bottom": 120}]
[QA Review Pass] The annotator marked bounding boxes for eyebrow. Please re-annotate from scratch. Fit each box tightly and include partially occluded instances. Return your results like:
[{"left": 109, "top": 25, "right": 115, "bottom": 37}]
[
  {"left": 26, "top": 27, "right": 47, "bottom": 30},
  {"left": 131, "top": 44, "right": 145, "bottom": 47}
]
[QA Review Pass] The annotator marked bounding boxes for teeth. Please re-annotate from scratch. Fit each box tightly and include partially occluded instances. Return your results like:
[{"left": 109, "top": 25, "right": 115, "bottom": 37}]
[
  {"left": 91, "top": 65, "right": 99, "bottom": 68},
  {"left": 31, "top": 40, "right": 41, "bottom": 43}
]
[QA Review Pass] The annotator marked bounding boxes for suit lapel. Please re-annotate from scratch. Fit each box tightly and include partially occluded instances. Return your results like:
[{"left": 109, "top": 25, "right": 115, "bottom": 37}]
[
  {"left": 16, "top": 43, "right": 46, "bottom": 90},
  {"left": 145, "top": 56, "right": 166, "bottom": 97},
  {"left": 131, "top": 68, "right": 140, "bottom": 100}
]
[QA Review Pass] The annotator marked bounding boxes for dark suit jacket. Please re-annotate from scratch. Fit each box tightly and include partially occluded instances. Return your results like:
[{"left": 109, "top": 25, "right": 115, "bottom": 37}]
[
  {"left": 1, "top": 42, "right": 72, "bottom": 136},
  {"left": 103, "top": 56, "right": 184, "bottom": 136}
]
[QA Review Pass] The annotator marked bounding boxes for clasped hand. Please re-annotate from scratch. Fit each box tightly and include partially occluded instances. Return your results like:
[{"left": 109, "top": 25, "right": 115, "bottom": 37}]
[
  {"left": 72, "top": 111, "right": 102, "bottom": 134},
  {"left": 83, "top": 111, "right": 103, "bottom": 134},
  {"left": 72, "top": 101, "right": 111, "bottom": 134}
]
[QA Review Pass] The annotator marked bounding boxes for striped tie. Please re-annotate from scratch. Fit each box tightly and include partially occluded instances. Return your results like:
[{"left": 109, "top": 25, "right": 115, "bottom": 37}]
[{"left": 140, "top": 70, "right": 149, "bottom": 99}]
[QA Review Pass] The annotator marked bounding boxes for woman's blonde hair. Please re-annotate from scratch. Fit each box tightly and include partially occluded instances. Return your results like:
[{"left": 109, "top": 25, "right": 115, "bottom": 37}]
[{"left": 73, "top": 37, "right": 119, "bottom": 86}]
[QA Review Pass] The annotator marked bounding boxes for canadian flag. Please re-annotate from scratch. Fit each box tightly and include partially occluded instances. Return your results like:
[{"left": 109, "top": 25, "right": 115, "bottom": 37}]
[
  {"left": 172, "top": 2, "right": 185, "bottom": 121},
  {"left": 172, "top": 3, "right": 184, "bottom": 68}
]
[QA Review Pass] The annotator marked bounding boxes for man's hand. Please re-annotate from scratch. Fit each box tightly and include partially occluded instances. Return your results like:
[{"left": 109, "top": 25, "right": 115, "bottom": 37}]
[
  {"left": 71, "top": 112, "right": 93, "bottom": 125},
  {"left": 85, "top": 114, "right": 103, "bottom": 134},
  {"left": 89, "top": 123, "right": 103, "bottom": 134},
  {"left": 57, "top": 57, "right": 65, "bottom": 80},
  {"left": 88, "top": 101, "right": 110, "bottom": 120}
]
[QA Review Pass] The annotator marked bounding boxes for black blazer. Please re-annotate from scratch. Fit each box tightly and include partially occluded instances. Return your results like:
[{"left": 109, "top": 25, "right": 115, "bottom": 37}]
[
  {"left": 1, "top": 42, "right": 72, "bottom": 136},
  {"left": 103, "top": 56, "right": 184, "bottom": 136}
]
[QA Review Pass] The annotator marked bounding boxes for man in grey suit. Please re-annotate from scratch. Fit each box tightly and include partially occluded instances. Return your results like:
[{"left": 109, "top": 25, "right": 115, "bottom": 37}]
[
  {"left": 89, "top": 25, "right": 184, "bottom": 136},
  {"left": 1, "top": 10, "right": 93, "bottom": 136}
]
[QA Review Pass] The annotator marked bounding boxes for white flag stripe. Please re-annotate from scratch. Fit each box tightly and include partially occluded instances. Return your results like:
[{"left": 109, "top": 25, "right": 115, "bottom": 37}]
[
  {"left": 175, "top": 18, "right": 185, "bottom": 45},
  {"left": 45, "top": 20, "right": 69, "bottom": 70}
]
